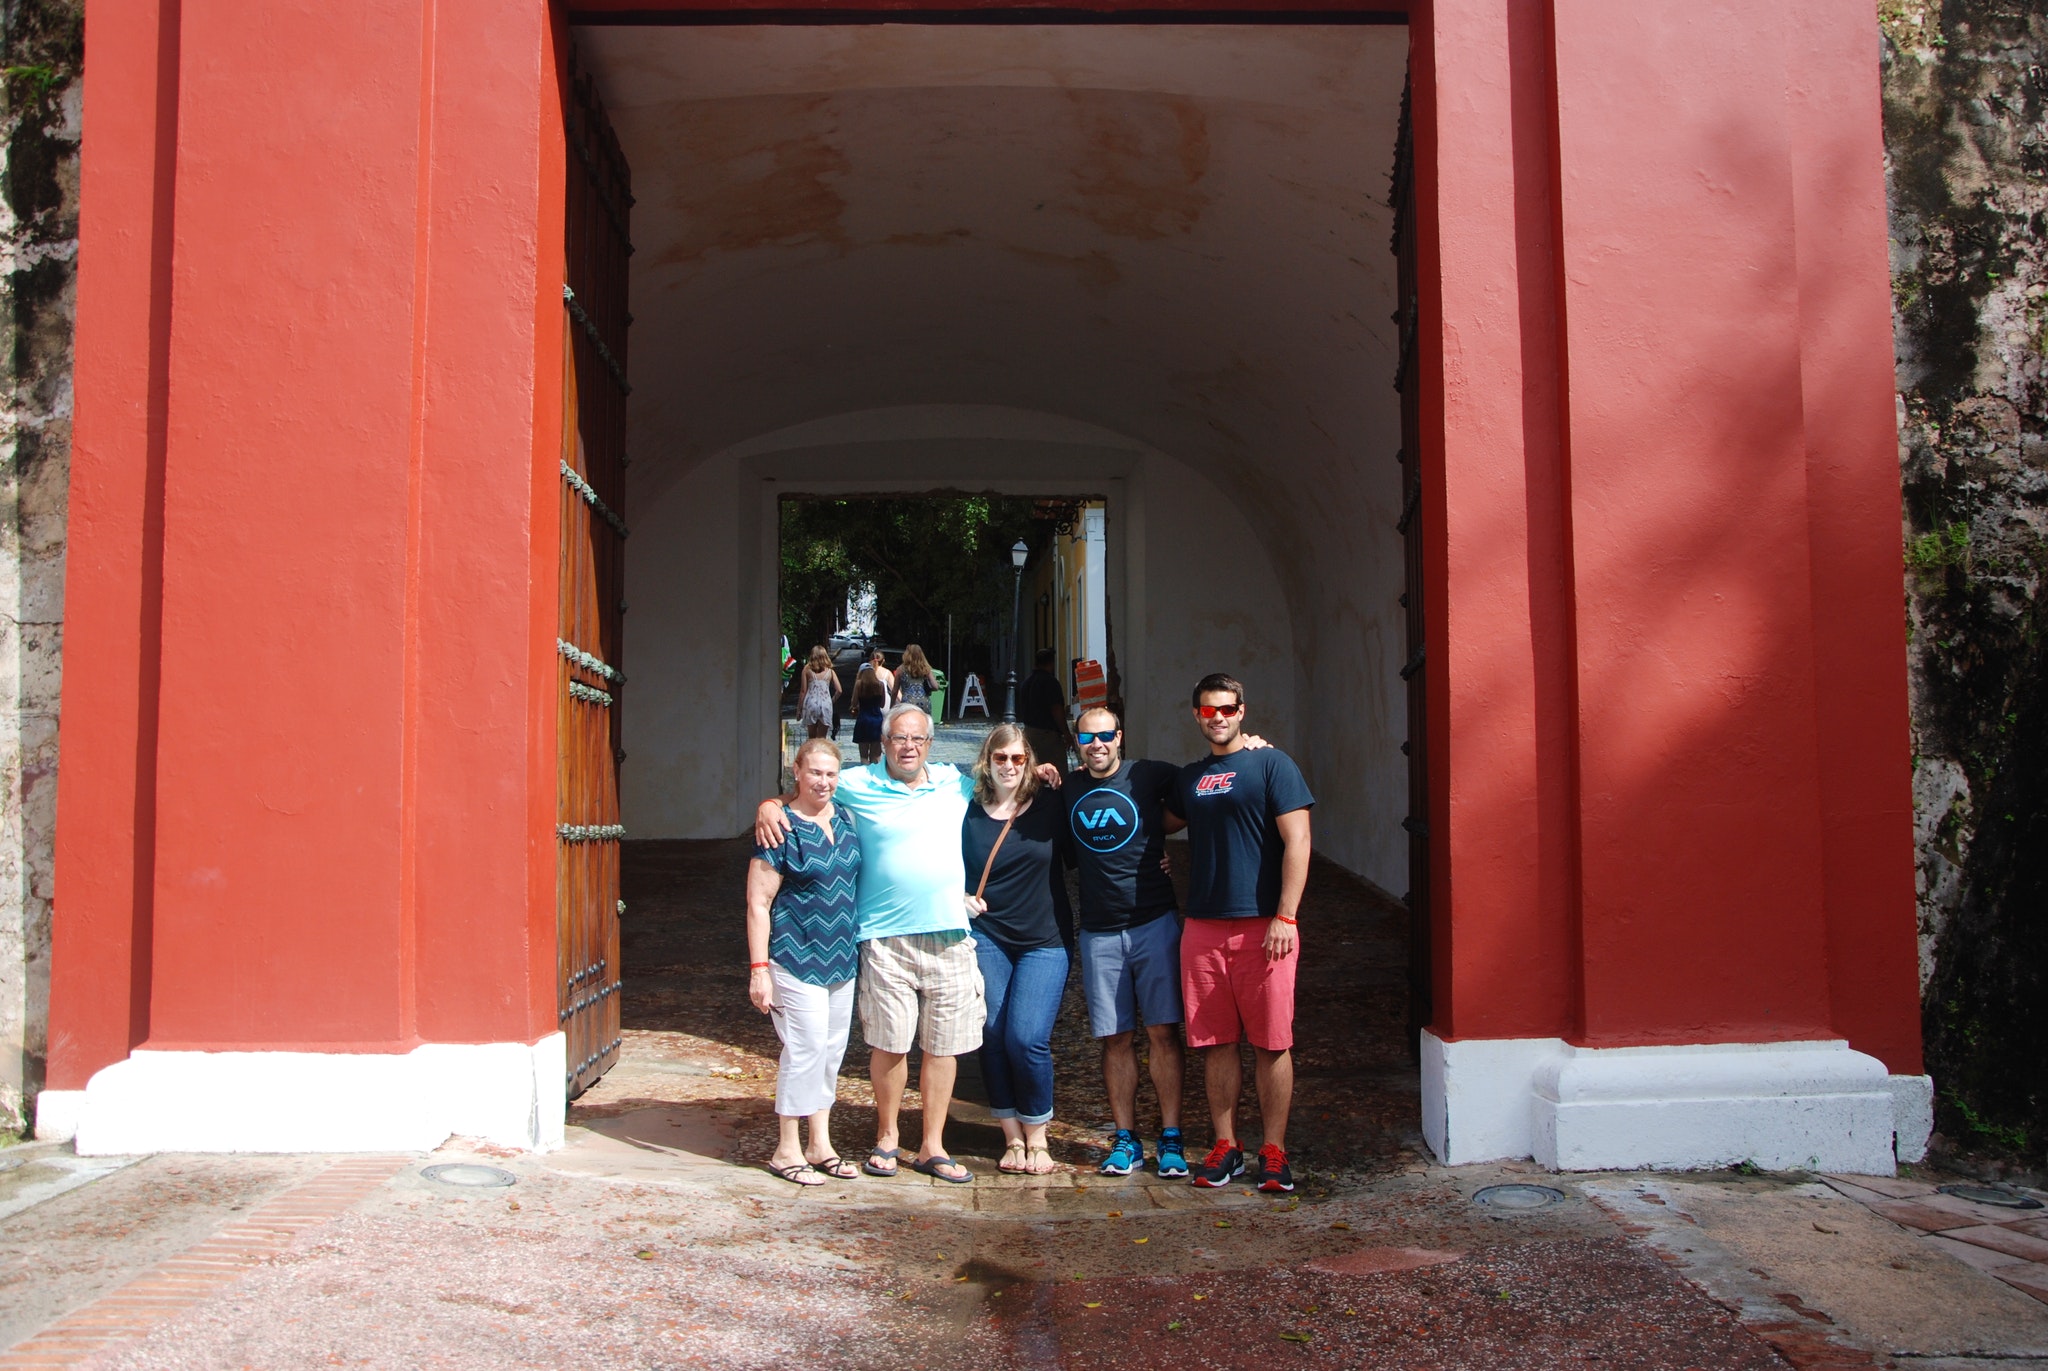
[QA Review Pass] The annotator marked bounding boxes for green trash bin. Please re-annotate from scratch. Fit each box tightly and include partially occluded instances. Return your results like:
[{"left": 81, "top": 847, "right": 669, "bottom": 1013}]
[{"left": 929, "top": 668, "right": 948, "bottom": 720}]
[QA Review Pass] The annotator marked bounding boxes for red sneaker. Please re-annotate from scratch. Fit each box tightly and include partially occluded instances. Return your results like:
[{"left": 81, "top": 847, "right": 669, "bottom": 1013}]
[
  {"left": 1190, "top": 1139, "right": 1245, "bottom": 1188},
  {"left": 1255, "top": 1142, "right": 1294, "bottom": 1193}
]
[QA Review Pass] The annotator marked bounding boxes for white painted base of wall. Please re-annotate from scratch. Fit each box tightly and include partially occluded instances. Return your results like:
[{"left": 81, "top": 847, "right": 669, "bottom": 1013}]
[
  {"left": 46, "top": 1036, "right": 567, "bottom": 1156},
  {"left": 31, "top": 1087, "right": 84, "bottom": 1142},
  {"left": 1420, "top": 1032, "right": 1931, "bottom": 1176},
  {"left": 1885, "top": 1073, "right": 1934, "bottom": 1164}
]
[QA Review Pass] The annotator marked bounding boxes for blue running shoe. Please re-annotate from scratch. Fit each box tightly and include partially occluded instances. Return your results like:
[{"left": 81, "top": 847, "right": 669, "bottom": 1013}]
[
  {"left": 1099, "top": 1130, "right": 1143, "bottom": 1176},
  {"left": 1155, "top": 1129, "right": 1189, "bottom": 1179}
]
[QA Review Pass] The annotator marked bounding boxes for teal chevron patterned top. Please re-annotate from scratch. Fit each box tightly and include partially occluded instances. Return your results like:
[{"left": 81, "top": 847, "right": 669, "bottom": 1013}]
[{"left": 756, "top": 808, "right": 862, "bottom": 986}]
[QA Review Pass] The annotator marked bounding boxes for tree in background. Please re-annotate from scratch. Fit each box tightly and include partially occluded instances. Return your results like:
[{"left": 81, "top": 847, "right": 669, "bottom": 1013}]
[{"left": 779, "top": 497, "right": 1039, "bottom": 674}]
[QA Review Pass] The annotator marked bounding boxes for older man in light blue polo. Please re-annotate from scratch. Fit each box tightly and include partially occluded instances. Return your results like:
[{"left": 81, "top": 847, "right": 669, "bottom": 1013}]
[{"left": 757, "top": 703, "right": 985, "bottom": 1183}]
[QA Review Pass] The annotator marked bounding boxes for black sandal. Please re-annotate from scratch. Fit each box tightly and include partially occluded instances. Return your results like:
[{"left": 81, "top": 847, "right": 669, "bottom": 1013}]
[
  {"left": 767, "top": 1160, "right": 824, "bottom": 1187},
  {"left": 811, "top": 1155, "right": 860, "bottom": 1180},
  {"left": 908, "top": 1154, "right": 974, "bottom": 1184}
]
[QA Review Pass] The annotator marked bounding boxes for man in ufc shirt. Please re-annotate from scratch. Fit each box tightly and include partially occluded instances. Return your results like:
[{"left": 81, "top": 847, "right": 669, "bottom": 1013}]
[
  {"left": 1066, "top": 706, "right": 1190, "bottom": 1178},
  {"left": 1165, "top": 673, "right": 1314, "bottom": 1193}
]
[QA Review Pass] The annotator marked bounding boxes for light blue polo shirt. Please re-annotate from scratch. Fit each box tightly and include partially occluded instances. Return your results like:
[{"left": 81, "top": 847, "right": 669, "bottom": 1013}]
[{"left": 830, "top": 761, "right": 973, "bottom": 941}]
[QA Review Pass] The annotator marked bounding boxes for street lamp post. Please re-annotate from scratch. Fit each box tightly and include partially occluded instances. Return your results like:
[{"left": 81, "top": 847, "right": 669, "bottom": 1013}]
[{"left": 1003, "top": 539, "right": 1028, "bottom": 723}]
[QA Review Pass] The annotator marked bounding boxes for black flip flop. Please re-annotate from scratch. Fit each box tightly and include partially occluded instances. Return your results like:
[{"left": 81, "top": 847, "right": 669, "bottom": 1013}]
[
  {"left": 908, "top": 1154, "right": 974, "bottom": 1184},
  {"left": 767, "top": 1161, "right": 824, "bottom": 1187},
  {"left": 863, "top": 1146, "right": 901, "bottom": 1178}
]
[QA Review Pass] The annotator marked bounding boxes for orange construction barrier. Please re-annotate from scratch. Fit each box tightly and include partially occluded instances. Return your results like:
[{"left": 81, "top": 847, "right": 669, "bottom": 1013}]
[{"left": 1073, "top": 658, "right": 1108, "bottom": 710}]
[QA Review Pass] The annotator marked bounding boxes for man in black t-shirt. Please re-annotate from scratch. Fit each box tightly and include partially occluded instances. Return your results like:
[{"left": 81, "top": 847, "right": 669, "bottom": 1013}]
[
  {"left": 1066, "top": 706, "right": 1190, "bottom": 1178},
  {"left": 1164, "top": 673, "right": 1314, "bottom": 1194}
]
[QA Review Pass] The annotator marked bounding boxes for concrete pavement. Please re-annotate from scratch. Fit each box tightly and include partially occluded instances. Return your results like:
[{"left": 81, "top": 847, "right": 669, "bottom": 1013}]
[{"left": 3, "top": 1118, "right": 2044, "bottom": 1369}]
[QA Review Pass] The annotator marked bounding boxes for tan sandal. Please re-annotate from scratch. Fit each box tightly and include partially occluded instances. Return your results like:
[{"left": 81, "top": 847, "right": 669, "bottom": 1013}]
[
  {"left": 998, "top": 1140, "right": 1029, "bottom": 1174},
  {"left": 1025, "top": 1145, "right": 1056, "bottom": 1176}
]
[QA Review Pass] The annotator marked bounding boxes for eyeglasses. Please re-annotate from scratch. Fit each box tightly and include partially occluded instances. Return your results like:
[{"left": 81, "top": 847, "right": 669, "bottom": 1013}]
[
  {"left": 1196, "top": 703, "right": 1243, "bottom": 719},
  {"left": 885, "top": 734, "right": 931, "bottom": 748},
  {"left": 1075, "top": 731, "right": 1117, "bottom": 745},
  {"left": 990, "top": 751, "right": 1029, "bottom": 765}
]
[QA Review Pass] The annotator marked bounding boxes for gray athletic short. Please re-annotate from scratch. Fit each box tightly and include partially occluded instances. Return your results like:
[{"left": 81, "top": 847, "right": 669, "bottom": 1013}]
[{"left": 1078, "top": 912, "right": 1184, "bottom": 1038}]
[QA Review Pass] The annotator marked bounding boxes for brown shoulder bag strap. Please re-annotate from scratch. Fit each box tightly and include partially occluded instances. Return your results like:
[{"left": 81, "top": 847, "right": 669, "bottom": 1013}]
[{"left": 974, "top": 813, "right": 1018, "bottom": 903}]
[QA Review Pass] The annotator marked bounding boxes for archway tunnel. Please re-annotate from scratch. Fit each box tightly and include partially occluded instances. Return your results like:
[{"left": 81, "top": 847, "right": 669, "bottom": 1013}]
[
  {"left": 568, "top": 21, "right": 1420, "bottom": 1170},
  {"left": 587, "top": 22, "right": 1412, "bottom": 888}
]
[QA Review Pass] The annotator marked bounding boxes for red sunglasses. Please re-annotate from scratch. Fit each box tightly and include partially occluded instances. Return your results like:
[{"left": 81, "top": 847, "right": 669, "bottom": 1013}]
[{"left": 1196, "top": 703, "right": 1242, "bottom": 719}]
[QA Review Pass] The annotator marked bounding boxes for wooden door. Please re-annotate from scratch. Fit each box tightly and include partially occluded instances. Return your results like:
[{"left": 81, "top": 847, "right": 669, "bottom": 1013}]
[
  {"left": 1390, "top": 83, "right": 1431, "bottom": 1047},
  {"left": 558, "top": 56, "right": 632, "bottom": 1099}
]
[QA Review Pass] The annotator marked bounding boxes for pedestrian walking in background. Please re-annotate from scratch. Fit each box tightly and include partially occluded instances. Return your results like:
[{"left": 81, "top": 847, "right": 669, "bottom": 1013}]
[
  {"left": 798, "top": 645, "right": 840, "bottom": 741},
  {"left": 868, "top": 646, "right": 896, "bottom": 710},
  {"left": 896, "top": 644, "right": 937, "bottom": 716},
  {"left": 962, "top": 724, "right": 1072, "bottom": 1176},
  {"left": 1018, "top": 647, "right": 1072, "bottom": 772},
  {"left": 851, "top": 663, "right": 888, "bottom": 764},
  {"left": 746, "top": 738, "right": 864, "bottom": 1186},
  {"left": 1168, "top": 673, "right": 1314, "bottom": 1195}
]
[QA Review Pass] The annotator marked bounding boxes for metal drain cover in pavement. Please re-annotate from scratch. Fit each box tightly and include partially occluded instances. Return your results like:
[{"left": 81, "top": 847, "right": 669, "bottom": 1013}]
[
  {"left": 421, "top": 1163, "right": 517, "bottom": 1189},
  {"left": 1938, "top": 1183, "right": 2042, "bottom": 1210},
  {"left": 1473, "top": 1183, "right": 1566, "bottom": 1210}
]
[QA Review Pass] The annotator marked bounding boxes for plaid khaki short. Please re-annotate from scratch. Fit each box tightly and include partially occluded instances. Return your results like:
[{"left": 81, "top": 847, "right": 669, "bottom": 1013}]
[{"left": 858, "top": 931, "right": 986, "bottom": 1057}]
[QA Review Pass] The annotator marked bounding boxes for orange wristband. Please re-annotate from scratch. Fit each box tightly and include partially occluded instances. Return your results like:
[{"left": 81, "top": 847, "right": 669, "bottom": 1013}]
[
  {"left": 749, "top": 961, "right": 771, "bottom": 970},
  {"left": 1274, "top": 915, "right": 1298, "bottom": 926}
]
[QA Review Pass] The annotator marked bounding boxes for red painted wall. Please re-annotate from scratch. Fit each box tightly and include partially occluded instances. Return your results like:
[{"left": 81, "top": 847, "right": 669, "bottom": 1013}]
[
  {"left": 50, "top": 0, "right": 1921, "bottom": 1089},
  {"left": 46, "top": 0, "right": 180, "bottom": 1086},
  {"left": 1417, "top": 0, "right": 1920, "bottom": 1068},
  {"left": 50, "top": 0, "right": 564, "bottom": 1081}
]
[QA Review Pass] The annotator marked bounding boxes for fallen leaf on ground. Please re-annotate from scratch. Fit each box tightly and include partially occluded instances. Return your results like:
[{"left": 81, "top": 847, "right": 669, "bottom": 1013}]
[
  {"left": 1107, "top": 1210, "right": 1122, "bottom": 1218},
  {"left": 1192, "top": 1294, "right": 1208, "bottom": 1301},
  {"left": 1215, "top": 1220, "right": 1232, "bottom": 1228},
  {"left": 1133, "top": 1237, "right": 1148, "bottom": 1244},
  {"left": 635, "top": 1250, "right": 656, "bottom": 1260},
  {"left": 1330, "top": 1221, "right": 1349, "bottom": 1230},
  {"left": 1083, "top": 1302, "right": 1103, "bottom": 1309},
  {"left": 1280, "top": 1331, "right": 1313, "bottom": 1343}
]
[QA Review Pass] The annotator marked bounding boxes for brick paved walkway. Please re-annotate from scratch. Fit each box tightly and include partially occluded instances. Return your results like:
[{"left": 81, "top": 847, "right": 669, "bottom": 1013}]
[
  {"left": 1822, "top": 1172, "right": 2048, "bottom": 1305},
  {"left": 0, "top": 1157, "right": 407, "bottom": 1368}
]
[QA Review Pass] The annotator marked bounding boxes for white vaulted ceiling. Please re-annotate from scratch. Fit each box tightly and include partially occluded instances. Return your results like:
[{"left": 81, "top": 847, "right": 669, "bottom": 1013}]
[{"left": 579, "top": 22, "right": 1407, "bottom": 512}]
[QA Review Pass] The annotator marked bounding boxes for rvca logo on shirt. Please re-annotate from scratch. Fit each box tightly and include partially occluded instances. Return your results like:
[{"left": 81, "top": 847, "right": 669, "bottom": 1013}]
[
  {"left": 1070, "top": 788, "right": 1141, "bottom": 852},
  {"left": 1194, "top": 771, "right": 1237, "bottom": 796}
]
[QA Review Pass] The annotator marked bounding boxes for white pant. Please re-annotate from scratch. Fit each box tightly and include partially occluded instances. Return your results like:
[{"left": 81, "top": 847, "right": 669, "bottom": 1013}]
[{"left": 770, "top": 964, "right": 855, "bottom": 1117}]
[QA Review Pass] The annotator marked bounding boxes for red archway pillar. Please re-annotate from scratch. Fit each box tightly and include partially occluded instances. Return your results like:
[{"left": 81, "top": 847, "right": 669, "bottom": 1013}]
[
  {"left": 41, "top": 0, "right": 569, "bottom": 1151},
  {"left": 1414, "top": 0, "right": 1925, "bottom": 1171}
]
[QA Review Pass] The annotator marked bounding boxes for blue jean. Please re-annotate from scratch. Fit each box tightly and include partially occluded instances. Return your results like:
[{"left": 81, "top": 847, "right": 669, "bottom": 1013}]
[{"left": 973, "top": 936, "right": 1069, "bottom": 1126}]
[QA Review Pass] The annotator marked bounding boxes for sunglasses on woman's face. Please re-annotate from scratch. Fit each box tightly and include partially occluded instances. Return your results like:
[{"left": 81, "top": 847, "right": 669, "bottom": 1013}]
[
  {"left": 1075, "top": 730, "right": 1117, "bottom": 745},
  {"left": 1196, "top": 703, "right": 1242, "bottom": 719},
  {"left": 991, "top": 751, "right": 1030, "bottom": 765}
]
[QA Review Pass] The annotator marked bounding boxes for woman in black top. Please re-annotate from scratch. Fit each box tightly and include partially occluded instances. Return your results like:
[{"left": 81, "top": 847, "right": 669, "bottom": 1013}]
[{"left": 962, "top": 723, "right": 1072, "bottom": 1175}]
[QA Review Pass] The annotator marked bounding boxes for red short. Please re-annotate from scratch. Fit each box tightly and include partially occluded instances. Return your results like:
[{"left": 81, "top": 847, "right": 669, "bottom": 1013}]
[{"left": 1180, "top": 917, "right": 1297, "bottom": 1051}]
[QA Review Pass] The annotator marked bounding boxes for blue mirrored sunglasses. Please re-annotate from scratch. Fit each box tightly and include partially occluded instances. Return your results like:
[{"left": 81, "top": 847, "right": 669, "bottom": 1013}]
[{"left": 1075, "top": 730, "right": 1118, "bottom": 745}]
